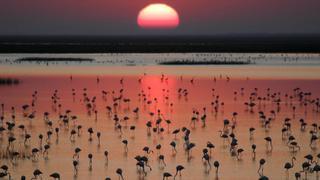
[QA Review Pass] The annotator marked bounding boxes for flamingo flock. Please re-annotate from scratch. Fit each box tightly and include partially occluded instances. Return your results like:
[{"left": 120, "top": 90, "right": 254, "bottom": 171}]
[{"left": 0, "top": 73, "right": 319, "bottom": 180}]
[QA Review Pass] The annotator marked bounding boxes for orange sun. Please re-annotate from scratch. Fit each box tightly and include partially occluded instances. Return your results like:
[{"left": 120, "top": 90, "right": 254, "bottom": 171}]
[{"left": 137, "top": 3, "right": 180, "bottom": 29}]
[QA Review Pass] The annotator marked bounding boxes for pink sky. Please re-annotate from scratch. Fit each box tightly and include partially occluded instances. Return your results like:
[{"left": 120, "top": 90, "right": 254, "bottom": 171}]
[{"left": 0, "top": 0, "right": 319, "bottom": 35}]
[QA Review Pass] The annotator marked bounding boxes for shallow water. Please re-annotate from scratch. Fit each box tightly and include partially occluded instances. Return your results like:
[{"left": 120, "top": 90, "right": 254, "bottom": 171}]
[
  {"left": 0, "top": 54, "right": 320, "bottom": 180},
  {"left": 1, "top": 53, "right": 320, "bottom": 79}
]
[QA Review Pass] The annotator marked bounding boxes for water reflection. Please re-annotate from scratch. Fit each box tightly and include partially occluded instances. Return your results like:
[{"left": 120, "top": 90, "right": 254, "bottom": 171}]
[{"left": 0, "top": 72, "right": 319, "bottom": 180}]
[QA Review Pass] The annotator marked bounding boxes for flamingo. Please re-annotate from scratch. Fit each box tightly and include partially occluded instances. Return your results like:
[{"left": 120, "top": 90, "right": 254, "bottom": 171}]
[
  {"left": 206, "top": 141, "right": 215, "bottom": 156},
  {"left": 50, "top": 172, "right": 61, "bottom": 180},
  {"left": 172, "top": 129, "right": 180, "bottom": 139},
  {"left": 252, "top": 144, "right": 257, "bottom": 160},
  {"left": 104, "top": 150, "right": 109, "bottom": 165},
  {"left": 237, "top": 148, "right": 244, "bottom": 160},
  {"left": 174, "top": 165, "right": 185, "bottom": 179},
  {"left": 158, "top": 155, "right": 166, "bottom": 167},
  {"left": 88, "top": 153, "right": 93, "bottom": 170},
  {"left": 97, "top": 132, "right": 101, "bottom": 145},
  {"left": 284, "top": 157, "right": 296, "bottom": 175},
  {"left": 73, "top": 160, "right": 78, "bottom": 176},
  {"left": 214, "top": 161, "right": 220, "bottom": 175},
  {"left": 170, "top": 141, "right": 177, "bottom": 154},
  {"left": 116, "top": 168, "right": 124, "bottom": 180},
  {"left": 73, "top": 147, "right": 81, "bottom": 160},
  {"left": 163, "top": 172, "right": 172, "bottom": 180},
  {"left": 264, "top": 137, "right": 273, "bottom": 151},
  {"left": 87, "top": 127, "right": 94, "bottom": 141},
  {"left": 122, "top": 139, "right": 128, "bottom": 152},
  {"left": 202, "top": 153, "right": 211, "bottom": 168},
  {"left": 31, "top": 169, "right": 42, "bottom": 180},
  {"left": 258, "top": 158, "right": 266, "bottom": 176}
]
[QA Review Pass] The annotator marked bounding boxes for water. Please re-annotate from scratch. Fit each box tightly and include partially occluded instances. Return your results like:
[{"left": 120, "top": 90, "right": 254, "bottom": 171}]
[{"left": 0, "top": 53, "right": 320, "bottom": 180}]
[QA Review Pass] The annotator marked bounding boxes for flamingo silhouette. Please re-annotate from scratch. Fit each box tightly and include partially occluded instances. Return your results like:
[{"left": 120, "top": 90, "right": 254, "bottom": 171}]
[
  {"left": 249, "top": 127, "right": 255, "bottom": 140},
  {"left": 0, "top": 165, "right": 10, "bottom": 179},
  {"left": 202, "top": 153, "right": 211, "bottom": 169},
  {"left": 207, "top": 141, "right": 215, "bottom": 156},
  {"left": 284, "top": 157, "right": 296, "bottom": 175},
  {"left": 258, "top": 158, "right": 266, "bottom": 176},
  {"left": 87, "top": 127, "right": 94, "bottom": 141},
  {"left": 163, "top": 172, "right": 172, "bottom": 180},
  {"left": 43, "top": 144, "right": 50, "bottom": 158},
  {"left": 116, "top": 168, "right": 124, "bottom": 180},
  {"left": 73, "top": 147, "right": 81, "bottom": 161},
  {"left": 170, "top": 141, "right": 177, "bottom": 154},
  {"left": 88, "top": 153, "right": 93, "bottom": 170},
  {"left": 122, "top": 139, "right": 128, "bottom": 152},
  {"left": 73, "top": 160, "right": 78, "bottom": 176},
  {"left": 50, "top": 172, "right": 60, "bottom": 180},
  {"left": 264, "top": 137, "right": 272, "bottom": 151},
  {"left": 31, "top": 169, "right": 42, "bottom": 180},
  {"left": 97, "top": 132, "right": 101, "bottom": 146},
  {"left": 136, "top": 161, "right": 147, "bottom": 175},
  {"left": 214, "top": 161, "right": 220, "bottom": 175},
  {"left": 251, "top": 144, "right": 257, "bottom": 160},
  {"left": 104, "top": 150, "right": 109, "bottom": 166},
  {"left": 294, "top": 172, "right": 301, "bottom": 180},
  {"left": 172, "top": 128, "right": 180, "bottom": 139},
  {"left": 259, "top": 176, "right": 269, "bottom": 180},
  {"left": 158, "top": 155, "right": 166, "bottom": 167},
  {"left": 237, "top": 148, "right": 244, "bottom": 160},
  {"left": 186, "top": 143, "right": 195, "bottom": 160},
  {"left": 174, "top": 165, "right": 185, "bottom": 179}
]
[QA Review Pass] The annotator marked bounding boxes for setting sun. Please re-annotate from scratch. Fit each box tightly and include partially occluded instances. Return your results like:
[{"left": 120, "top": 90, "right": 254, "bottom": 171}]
[{"left": 137, "top": 3, "right": 180, "bottom": 29}]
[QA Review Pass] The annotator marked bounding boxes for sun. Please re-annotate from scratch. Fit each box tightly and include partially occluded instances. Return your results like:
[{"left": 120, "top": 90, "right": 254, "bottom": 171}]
[{"left": 137, "top": 3, "right": 180, "bottom": 29}]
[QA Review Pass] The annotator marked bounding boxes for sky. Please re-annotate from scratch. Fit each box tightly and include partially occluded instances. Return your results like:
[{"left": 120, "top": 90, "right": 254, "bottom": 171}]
[{"left": 0, "top": 0, "right": 319, "bottom": 36}]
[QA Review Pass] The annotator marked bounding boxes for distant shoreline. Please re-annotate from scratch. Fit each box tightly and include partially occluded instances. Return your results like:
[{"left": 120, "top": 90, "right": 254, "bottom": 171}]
[
  {"left": 16, "top": 57, "right": 94, "bottom": 62},
  {"left": 158, "top": 60, "right": 252, "bottom": 65},
  {"left": 0, "top": 35, "right": 320, "bottom": 53}
]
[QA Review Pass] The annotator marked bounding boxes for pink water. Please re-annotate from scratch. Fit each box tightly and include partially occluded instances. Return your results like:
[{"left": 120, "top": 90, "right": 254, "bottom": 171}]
[{"left": 0, "top": 65, "right": 320, "bottom": 180}]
